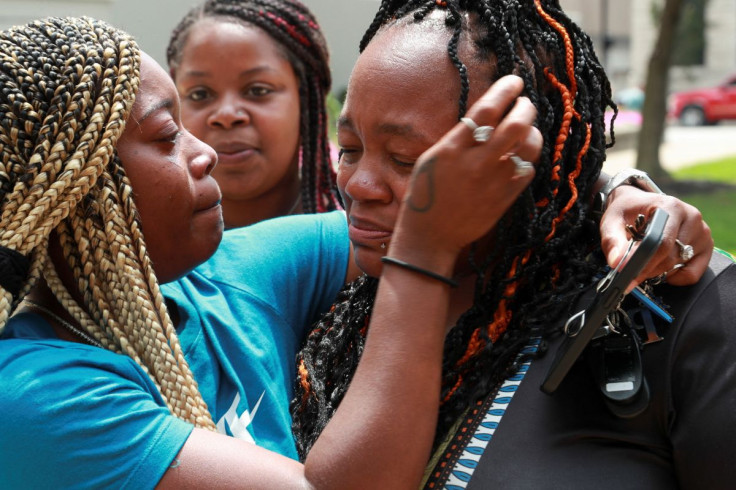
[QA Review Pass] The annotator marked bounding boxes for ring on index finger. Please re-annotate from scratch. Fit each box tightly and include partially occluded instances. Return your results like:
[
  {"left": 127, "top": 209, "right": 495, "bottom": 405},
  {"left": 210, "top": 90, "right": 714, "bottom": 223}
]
[{"left": 460, "top": 117, "right": 494, "bottom": 143}]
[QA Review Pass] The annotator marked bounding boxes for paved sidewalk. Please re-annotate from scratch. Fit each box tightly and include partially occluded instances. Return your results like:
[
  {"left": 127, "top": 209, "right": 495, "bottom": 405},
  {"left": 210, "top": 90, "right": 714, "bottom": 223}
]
[{"left": 602, "top": 124, "right": 736, "bottom": 175}]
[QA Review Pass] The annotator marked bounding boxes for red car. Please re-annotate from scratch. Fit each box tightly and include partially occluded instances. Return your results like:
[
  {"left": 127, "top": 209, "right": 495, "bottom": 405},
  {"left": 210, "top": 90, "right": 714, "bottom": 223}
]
[{"left": 668, "top": 73, "right": 736, "bottom": 126}]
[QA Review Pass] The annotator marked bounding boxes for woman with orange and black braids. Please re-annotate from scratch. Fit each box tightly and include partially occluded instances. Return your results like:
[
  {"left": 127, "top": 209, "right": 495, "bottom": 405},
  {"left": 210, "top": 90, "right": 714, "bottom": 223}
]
[
  {"left": 167, "top": 0, "right": 340, "bottom": 228},
  {"left": 292, "top": 1, "right": 736, "bottom": 488}
]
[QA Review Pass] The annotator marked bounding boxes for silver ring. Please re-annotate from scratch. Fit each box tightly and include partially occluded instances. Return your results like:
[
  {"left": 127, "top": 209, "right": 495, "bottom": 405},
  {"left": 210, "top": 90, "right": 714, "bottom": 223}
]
[
  {"left": 651, "top": 262, "right": 686, "bottom": 285},
  {"left": 509, "top": 154, "right": 534, "bottom": 177},
  {"left": 460, "top": 117, "right": 494, "bottom": 143},
  {"left": 675, "top": 239, "right": 694, "bottom": 262}
]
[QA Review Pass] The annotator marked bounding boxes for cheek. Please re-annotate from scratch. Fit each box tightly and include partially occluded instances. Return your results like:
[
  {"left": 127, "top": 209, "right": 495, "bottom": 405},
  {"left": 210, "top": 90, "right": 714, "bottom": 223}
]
[
  {"left": 125, "top": 152, "right": 190, "bottom": 225},
  {"left": 263, "top": 95, "right": 301, "bottom": 150},
  {"left": 336, "top": 164, "right": 353, "bottom": 205},
  {"left": 392, "top": 175, "right": 410, "bottom": 203},
  {"left": 134, "top": 173, "right": 181, "bottom": 232}
]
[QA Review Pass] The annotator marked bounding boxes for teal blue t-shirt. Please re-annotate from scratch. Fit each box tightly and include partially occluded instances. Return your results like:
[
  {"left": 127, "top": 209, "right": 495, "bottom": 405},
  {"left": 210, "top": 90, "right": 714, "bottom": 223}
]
[{"left": 0, "top": 211, "right": 349, "bottom": 489}]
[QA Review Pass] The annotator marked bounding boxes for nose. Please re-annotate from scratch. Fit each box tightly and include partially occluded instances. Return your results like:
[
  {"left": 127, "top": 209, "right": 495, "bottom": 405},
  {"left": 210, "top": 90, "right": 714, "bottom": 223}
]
[
  {"left": 188, "top": 132, "right": 218, "bottom": 178},
  {"left": 207, "top": 94, "right": 249, "bottom": 129},
  {"left": 340, "top": 157, "right": 393, "bottom": 205}
]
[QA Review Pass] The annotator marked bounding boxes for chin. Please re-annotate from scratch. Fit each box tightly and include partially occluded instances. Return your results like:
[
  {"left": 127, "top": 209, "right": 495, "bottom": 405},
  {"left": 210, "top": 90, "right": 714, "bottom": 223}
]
[
  {"left": 190, "top": 208, "right": 225, "bottom": 265},
  {"left": 354, "top": 246, "right": 384, "bottom": 278}
]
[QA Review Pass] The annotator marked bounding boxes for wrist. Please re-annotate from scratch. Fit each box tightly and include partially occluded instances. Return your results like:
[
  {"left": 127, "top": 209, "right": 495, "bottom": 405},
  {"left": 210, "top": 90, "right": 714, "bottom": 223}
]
[
  {"left": 389, "top": 228, "right": 459, "bottom": 275},
  {"left": 593, "top": 169, "right": 664, "bottom": 218}
]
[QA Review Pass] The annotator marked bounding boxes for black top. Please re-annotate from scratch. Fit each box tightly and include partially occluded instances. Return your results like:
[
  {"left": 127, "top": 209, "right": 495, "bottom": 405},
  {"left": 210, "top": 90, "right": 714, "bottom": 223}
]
[{"left": 426, "top": 252, "right": 736, "bottom": 490}]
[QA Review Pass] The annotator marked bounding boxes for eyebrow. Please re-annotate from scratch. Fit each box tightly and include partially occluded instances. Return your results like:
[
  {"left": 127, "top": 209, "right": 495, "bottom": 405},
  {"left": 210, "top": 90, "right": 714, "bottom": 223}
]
[
  {"left": 135, "top": 99, "right": 175, "bottom": 127},
  {"left": 337, "top": 116, "right": 428, "bottom": 141},
  {"left": 182, "top": 65, "right": 276, "bottom": 79}
]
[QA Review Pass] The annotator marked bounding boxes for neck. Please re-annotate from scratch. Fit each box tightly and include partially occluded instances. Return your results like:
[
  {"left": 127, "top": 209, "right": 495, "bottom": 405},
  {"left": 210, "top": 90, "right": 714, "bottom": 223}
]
[
  {"left": 222, "top": 179, "right": 303, "bottom": 230},
  {"left": 22, "top": 231, "right": 95, "bottom": 345},
  {"left": 23, "top": 280, "right": 94, "bottom": 346}
]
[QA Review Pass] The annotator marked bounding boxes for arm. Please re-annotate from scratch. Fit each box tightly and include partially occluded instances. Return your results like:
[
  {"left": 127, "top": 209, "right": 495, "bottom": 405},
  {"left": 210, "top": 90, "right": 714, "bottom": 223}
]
[{"left": 158, "top": 75, "right": 539, "bottom": 489}]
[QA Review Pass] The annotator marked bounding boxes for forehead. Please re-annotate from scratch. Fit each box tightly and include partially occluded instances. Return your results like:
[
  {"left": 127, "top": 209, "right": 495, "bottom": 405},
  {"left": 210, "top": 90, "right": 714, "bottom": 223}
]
[
  {"left": 344, "top": 21, "right": 493, "bottom": 136},
  {"left": 354, "top": 23, "right": 458, "bottom": 101},
  {"left": 344, "top": 25, "right": 455, "bottom": 133},
  {"left": 182, "top": 19, "right": 289, "bottom": 66},
  {"left": 132, "top": 52, "right": 177, "bottom": 121}
]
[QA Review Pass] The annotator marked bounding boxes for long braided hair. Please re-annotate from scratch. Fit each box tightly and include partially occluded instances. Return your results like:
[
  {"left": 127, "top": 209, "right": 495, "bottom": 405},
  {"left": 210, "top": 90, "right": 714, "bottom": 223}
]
[
  {"left": 166, "top": 0, "right": 340, "bottom": 213},
  {"left": 292, "top": 0, "right": 616, "bottom": 458},
  {"left": 0, "top": 17, "right": 216, "bottom": 430}
]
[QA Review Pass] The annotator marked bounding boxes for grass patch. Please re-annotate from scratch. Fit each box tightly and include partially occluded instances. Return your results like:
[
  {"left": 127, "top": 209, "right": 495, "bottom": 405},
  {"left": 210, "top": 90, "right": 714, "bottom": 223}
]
[
  {"left": 671, "top": 156, "right": 736, "bottom": 256},
  {"left": 672, "top": 155, "right": 736, "bottom": 183},
  {"left": 676, "top": 190, "right": 736, "bottom": 255}
]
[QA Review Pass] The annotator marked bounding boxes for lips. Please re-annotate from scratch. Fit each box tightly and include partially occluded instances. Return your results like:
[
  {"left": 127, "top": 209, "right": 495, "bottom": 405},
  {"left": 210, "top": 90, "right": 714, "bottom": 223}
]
[
  {"left": 196, "top": 182, "right": 223, "bottom": 213},
  {"left": 348, "top": 215, "right": 392, "bottom": 245},
  {"left": 213, "top": 141, "right": 258, "bottom": 164}
]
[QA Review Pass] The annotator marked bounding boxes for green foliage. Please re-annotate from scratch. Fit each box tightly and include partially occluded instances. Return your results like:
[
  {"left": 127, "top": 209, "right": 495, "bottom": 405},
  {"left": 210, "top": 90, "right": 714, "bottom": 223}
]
[
  {"left": 672, "top": 155, "right": 736, "bottom": 255},
  {"left": 678, "top": 190, "right": 736, "bottom": 255},
  {"left": 326, "top": 92, "right": 343, "bottom": 143}
]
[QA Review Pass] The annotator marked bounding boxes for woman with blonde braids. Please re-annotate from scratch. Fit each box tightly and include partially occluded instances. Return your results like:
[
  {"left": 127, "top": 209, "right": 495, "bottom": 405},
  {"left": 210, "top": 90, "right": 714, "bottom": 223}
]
[
  {"left": 292, "top": 1, "right": 736, "bottom": 488},
  {"left": 0, "top": 15, "right": 549, "bottom": 489}
]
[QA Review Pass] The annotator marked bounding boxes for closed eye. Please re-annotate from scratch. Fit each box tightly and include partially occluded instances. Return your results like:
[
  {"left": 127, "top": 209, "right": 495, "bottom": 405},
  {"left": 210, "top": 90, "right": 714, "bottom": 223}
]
[
  {"left": 391, "top": 156, "right": 415, "bottom": 169},
  {"left": 338, "top": 148, "right": 361, "bottom": 164}
]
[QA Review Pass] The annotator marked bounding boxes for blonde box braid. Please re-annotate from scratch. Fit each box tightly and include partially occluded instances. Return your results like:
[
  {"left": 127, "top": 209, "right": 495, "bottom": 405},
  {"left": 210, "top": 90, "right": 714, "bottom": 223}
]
[
  {"left": 292, "top": 0, "right": 616, "bottom": 458},
  {"left": 167, "top": 0, "right": 341, "bottom": 213},
  {"left": 0, "top": 17, "right": 216, "bottom": 430}
]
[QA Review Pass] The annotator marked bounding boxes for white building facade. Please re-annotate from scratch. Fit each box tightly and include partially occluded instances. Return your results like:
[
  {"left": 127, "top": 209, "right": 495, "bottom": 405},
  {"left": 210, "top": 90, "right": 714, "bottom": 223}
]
[{"left": 1, "top": 0, "right": 734, "bottom": 98}]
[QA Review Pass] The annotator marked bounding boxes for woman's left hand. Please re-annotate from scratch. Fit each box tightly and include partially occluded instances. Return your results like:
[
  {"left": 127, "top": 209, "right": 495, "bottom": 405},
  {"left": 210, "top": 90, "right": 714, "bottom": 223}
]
[{"left": 599, "top": 185, "right": 714, "bottom": 290}]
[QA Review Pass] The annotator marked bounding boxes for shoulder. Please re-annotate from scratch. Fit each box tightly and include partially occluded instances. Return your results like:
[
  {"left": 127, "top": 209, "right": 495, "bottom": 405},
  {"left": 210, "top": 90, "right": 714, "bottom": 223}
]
[
  {"left": 0, "top": 332, "right": 192, "bottom": 488},
  {"left": 650, "top": 251, "right": 736, "bottom": 487},
  {"left": 660, "top": 250, "right": 735, "bottom": 327},
  {"left": 0, "top": 326, "right": 164, "bottom": 411},
  {"left": 1, "top": 313, "right": 172, "bottom": 424}
]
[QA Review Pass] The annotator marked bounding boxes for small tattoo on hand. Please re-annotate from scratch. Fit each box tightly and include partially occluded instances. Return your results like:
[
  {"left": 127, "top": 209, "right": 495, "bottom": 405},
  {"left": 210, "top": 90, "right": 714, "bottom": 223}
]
[{"left": 407, "top": 157, "right": 436, "bottom": 213}]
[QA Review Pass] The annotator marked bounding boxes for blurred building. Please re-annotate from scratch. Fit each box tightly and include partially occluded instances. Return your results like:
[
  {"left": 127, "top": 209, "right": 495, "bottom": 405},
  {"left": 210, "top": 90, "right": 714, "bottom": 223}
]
[
  {"left": 0, "top": 0, "right": 377, "bottom": 97},
  {"left": 1, "top": 0, "right": 735, "bottom": 98},
  {"left": 562, "top": 0, "right": 736, "bottom": 95}
]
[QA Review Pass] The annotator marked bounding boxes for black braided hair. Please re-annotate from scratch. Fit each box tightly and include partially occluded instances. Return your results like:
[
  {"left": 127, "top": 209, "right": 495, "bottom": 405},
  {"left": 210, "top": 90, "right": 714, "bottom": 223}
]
[
  {"left": 292, "top": 0, "right": 617, "bottom": 459},
  {"left": 167, "top": 0, "right": 340, "bottom": 213}
]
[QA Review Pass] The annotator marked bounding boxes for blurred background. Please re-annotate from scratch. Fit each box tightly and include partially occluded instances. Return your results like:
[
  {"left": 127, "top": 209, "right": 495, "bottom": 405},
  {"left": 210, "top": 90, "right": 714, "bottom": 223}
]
[{"left": 2, "top": 0, "right": 735, "bottom": 253}]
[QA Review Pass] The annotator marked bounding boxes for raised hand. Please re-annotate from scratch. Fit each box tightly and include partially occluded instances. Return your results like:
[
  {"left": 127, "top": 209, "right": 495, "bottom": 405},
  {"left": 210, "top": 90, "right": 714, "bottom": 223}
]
[{"left": 391, "top": 75, "right": 541, "bottom": 269}]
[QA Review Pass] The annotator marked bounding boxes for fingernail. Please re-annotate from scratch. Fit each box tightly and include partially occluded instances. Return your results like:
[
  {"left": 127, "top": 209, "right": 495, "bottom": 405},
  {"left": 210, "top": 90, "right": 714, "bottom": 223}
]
[{"left": 608, "top": 246, "right": 620, "bottom": 267}]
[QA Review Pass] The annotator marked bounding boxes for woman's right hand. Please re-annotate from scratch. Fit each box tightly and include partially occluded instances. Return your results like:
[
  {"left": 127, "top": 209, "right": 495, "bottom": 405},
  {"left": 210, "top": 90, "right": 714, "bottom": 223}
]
[{"left": 391, "top": 75, "right": 542, "bottom": 268}]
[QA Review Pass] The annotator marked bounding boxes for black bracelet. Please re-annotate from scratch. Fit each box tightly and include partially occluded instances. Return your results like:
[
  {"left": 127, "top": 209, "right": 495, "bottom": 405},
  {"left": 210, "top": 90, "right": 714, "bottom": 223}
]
[{"left": 380, "top": 256, "right": 458, "bottom": 287}]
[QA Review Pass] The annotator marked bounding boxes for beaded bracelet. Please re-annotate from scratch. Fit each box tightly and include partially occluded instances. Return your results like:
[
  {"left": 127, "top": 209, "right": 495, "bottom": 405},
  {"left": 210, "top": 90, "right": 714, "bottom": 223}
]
[{"left": 380, "top": 256, "right": 458, "bottom": 287}]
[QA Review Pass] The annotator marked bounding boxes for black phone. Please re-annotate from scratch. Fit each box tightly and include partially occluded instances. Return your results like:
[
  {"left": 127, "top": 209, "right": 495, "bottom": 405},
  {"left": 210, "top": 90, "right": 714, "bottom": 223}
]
[{"left": 540, "top": 208, "right": 669, "bottom": 394}]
